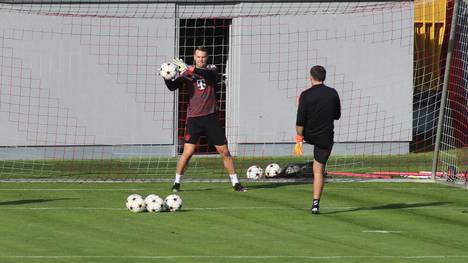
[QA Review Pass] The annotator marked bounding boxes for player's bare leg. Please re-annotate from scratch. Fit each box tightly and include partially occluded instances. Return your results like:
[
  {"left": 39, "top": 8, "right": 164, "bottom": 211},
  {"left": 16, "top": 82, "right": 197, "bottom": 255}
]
[
  {"left": 214, "top": 144, "right": 235, "bottom": 174},
  {"left": 172, "top": 143, "right": 196, "bottom": 192},
  {"left": 311, "top": 160, "right": 325, "bottom": 214},
  {"left": 176, "top": 143, "right": 196, "bottom": 174},
  {"left": 215, "top": 144, "right": 246, "bottom": 192},
  {"left": 312, "top": 160, "right": 325, "bottom": 199}
]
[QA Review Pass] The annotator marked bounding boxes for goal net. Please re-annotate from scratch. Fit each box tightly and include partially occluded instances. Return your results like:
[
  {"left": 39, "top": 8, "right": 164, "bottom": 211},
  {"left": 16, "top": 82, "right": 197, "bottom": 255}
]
[
  {"left": 0, "top": 0, "right": 466, "bottom": 183},
  {"left": 437, "top": 0, "right": 468, "bottom": 187}
]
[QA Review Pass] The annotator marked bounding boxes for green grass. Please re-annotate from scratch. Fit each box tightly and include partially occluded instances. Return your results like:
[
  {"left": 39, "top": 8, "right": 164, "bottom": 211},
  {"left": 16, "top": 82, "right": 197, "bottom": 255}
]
[
  {"left": 1, "top": 150, "right": 460, "bottom": 180},
  {"left": 1, "top": 149, "right": 467, "bottom": 180},
  {"left": 0, "top": 182, "right": 467, "bottom": 262}
]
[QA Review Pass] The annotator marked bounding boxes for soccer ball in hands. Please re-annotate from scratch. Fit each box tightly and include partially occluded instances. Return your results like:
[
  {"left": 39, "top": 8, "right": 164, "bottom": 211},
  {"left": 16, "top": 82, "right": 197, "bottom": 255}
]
[
  {"left": 246, "top": 165, "right": 263, "bottom": 179},
  {"left": 164, "top": 194, "right": 183, "bottom": 212},
  {"left": 126, "top": 194, "right": 146, "bottom": 213},
  {"left": 159, "top": 62, "right": 178, "bottom": 80},
  {"left": 144, "top": 194, "right": 165, "bottom": 213},
  {"left": 265, "top": 163, "right": 281, "bottom": 178}
]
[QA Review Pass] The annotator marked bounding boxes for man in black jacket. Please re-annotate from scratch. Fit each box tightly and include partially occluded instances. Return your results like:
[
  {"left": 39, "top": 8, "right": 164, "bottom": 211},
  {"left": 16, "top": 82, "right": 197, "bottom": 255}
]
[{"left": 295, "top": 65, "right": 341, "bottom": 214}]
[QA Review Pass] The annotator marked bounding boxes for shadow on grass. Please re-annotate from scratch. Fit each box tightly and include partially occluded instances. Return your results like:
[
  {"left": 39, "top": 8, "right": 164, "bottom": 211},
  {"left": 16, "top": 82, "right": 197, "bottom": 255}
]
[
  {"left": 0, "top": 198, "right": 79, "bottom": 206},
  {"left": 246, "top": 182, "right": 310, "bottom": 190},
  {"left": 178, "top": 187, "right": 220, "bottom": 192},
  {"left": 323, "top": 201, "right": 451, "bottom": 215}
]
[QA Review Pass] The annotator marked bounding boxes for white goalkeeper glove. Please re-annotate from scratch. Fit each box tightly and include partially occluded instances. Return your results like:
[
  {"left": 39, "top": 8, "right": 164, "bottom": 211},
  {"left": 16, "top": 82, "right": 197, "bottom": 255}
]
[{"left": 172, "top": 58, "right": 189, "bottom": 74}]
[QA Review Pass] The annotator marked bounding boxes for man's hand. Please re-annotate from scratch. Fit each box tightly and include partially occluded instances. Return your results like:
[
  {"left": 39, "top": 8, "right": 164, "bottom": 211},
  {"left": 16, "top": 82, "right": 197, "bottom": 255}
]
[
  {"left": 293, "top": 135, "right": 304, "bottom": 156},
  {"left": 172, "top": 58, "right": 189, "bottom": 74}
]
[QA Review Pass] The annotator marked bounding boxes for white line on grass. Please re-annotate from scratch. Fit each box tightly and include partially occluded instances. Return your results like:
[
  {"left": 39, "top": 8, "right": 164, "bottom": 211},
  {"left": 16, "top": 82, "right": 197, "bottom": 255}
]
[
  {"left": 1, "top": 255, "right": 468, "bottom": 260},
  {"left": 362, "top": 230, "right": 403, "bottom": 233},
  {"left": 0, "top": 206, "right": 285, "bottom": 211},
  {"left": 0, "top": 206, "right": 465, "bottom": 211},
  {"left": 0, "top": 187, "right": 462, "bottom": 191},
  {"left": 0, "top": 188, "right": 173, "bottom": 191}
]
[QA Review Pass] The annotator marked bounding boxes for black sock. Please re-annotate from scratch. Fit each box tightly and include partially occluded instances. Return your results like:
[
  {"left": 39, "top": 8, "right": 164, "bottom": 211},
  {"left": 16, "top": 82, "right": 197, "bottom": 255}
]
[{"left": 312, "top": 199, "right": 320, "bottom": 208}]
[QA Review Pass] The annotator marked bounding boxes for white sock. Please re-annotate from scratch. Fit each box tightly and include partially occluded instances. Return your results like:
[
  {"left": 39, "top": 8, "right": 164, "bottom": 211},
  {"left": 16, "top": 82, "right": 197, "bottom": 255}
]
[
  {"left": 174, "top": 174, "right": 183, "bottom": 184},
  {"left": 229, "top": 174, "right": 239, "bottom": 186}
]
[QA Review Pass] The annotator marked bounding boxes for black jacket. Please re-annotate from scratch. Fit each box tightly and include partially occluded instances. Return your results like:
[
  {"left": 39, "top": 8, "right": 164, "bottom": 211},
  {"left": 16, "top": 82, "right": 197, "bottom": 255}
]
[{"left": 296, "top": 84, "right": 341, "bottom": 147}]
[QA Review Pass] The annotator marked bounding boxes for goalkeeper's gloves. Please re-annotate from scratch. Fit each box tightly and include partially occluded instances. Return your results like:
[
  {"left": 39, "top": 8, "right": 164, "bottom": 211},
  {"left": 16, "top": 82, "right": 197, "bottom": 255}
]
[
  {"left": 172, "top": 58, "right": 191, "bottom": 74},
  {"left": 293, "top": 135, "right": 304, "bottom": 156}
]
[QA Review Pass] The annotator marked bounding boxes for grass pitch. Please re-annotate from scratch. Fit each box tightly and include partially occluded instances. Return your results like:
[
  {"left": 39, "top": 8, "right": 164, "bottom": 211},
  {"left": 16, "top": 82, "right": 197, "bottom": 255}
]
[
  {"left": 0, "top": 181, "right": 467, "bottom": 263},
  {"left": 1, "top": 149, "right": 467, "bottom": 180}
]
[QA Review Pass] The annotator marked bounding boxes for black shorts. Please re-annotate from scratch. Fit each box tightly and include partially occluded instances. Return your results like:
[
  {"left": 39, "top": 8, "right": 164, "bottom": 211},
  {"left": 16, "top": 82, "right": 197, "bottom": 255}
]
[
  {"left": 312, "top": 144, "right": 333, "bottom": 164},
  {"left": 184, "top": 113, "right": 227, "bottom": 146}
]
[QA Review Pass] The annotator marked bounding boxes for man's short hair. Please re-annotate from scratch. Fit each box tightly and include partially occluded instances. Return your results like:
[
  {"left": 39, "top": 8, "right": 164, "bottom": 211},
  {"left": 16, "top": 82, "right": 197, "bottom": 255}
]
[
  {"left": 194, "top": 46, "right": 208, "bottom": 55},
  {"left": 310, "top": 65, "right": 326, "bottom": 82}
]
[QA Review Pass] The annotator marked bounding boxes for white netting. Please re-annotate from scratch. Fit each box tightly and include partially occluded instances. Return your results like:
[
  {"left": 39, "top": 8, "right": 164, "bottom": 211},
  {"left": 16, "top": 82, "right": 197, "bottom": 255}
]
[
  {"left": 0, "top": 0, "right": 465, "bottom": 182},
  {"left": 437, "top": 0, "right": 468, "bottom": 187}
]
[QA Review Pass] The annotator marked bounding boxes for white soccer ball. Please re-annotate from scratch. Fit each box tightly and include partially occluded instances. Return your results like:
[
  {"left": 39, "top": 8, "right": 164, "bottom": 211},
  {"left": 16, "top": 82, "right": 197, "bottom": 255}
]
[
  {"left": 265, "top": 163, "right": 281, "bottom": 178},
  {"left": 164, "top": 194, "right": 183, "bottom": 212},
  {"left": 144, "top": 194, "right": 165, "bottom": 213},
  {"left": 246, "top": 165, "right": 263, "bottom": 179},
  {"left": 126, "top": 194, "right": 142, "bottom": 203},
  {"left": 159, "top": 62, "right": 177, "bottom": 80},
  {"left": 126, "top": 194, "right": 146, "bottom": 213}
]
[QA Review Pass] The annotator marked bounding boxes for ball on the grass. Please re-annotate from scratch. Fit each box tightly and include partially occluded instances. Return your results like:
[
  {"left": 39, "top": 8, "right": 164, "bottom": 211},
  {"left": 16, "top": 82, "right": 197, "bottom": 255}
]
[
  {"left": 126, "top": 194, "right": 146, "bottom": 213},
  {"left": 246, "top": 165, "right": 263, "bottom": 179},
  {"left": 265, "top": 163, "right": 281, "bottom": 178},
  {"left": 164, "top": 194, "right": 182, "bottom": 212},
  {"left": 144, "top": 194, "right": 165, "bottom": 213}
]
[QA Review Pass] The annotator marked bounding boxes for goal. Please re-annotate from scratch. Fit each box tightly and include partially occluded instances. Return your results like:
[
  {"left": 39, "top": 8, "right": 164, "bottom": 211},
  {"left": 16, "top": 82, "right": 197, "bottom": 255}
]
[{"left": 0, "top": 0, "right": 466, "bottom": 185}]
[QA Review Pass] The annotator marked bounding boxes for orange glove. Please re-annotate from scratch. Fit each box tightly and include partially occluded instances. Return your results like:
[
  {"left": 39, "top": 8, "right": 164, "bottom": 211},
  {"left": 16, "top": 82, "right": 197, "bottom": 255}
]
[{"left": 293, "top": 135, "right": 304, "bottom": 156}]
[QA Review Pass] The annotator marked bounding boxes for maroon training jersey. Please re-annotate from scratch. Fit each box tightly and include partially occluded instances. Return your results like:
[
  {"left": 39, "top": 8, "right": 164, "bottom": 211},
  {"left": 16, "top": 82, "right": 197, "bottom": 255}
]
[{"left": 180, "top": 64, "right": 218, "bottom": 118}]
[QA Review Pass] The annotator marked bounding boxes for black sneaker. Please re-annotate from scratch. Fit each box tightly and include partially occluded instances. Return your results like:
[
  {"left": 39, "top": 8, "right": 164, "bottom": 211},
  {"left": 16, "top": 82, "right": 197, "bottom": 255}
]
[
  {"left": 311, "top": 206, "right": 320, "bottom": 214},
  {"left": 171, "top": 183, "right": 180, "bottom": 192},
  {"left": 233, "top": 183, "right": 246, "bottom": 192}
]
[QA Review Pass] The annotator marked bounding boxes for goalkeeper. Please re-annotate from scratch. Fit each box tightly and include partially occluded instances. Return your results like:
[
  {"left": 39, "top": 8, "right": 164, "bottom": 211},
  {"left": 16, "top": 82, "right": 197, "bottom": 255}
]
[
  {"left": 294, "top": 65, "right": 341, "bottom": 214},
  {"left": 162, "top": 46, "right": 245, "bottom": 192}
]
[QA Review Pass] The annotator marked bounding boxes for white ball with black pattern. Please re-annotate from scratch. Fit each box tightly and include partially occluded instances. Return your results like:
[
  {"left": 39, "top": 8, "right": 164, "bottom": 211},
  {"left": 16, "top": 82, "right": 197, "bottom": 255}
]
[
  {"left": 265, "top": 163, "right": 281, "bottom": 178},
  {"left": 126, "top": 194, "right": 146, "bottom": 213},
  {"left": 246, "top": 165, "right": 263, "bottom": 180},
  {"left": 159, "top": 62, "right": 178, "bottom": 80},
  {"left": 145, "top": 194, "right": 165, "bottom": 213},
  {"left": 164, "top": 194, "right": 183, "bottom": 212}
]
